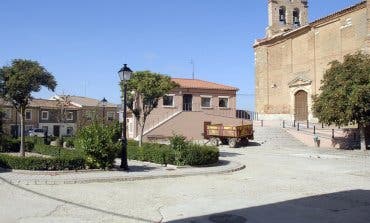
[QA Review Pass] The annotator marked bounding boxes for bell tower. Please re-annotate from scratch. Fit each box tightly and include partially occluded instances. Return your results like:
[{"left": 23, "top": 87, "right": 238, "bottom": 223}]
[{"left": 266, "top": 0, "right": 308, "bottom": 38}]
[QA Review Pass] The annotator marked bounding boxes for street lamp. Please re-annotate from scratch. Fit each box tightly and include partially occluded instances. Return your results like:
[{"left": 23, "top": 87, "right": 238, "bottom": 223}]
[
  {"left": 101, "top": 97, "right": 108, "bottom": 122},
  {"left": 118, "top": 64, "right": 133, "bottom": 170}
]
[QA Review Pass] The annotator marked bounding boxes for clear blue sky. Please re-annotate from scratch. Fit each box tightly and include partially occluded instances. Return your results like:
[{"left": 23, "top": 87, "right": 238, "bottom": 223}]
[{"left": 0, "top": 0, "right": 362, "bottom": 110}]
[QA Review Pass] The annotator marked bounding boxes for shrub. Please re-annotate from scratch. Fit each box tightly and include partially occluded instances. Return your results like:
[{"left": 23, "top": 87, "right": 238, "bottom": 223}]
[
  {"left": 0, "top": 153, "right": 85, "bottom": 170},
  {"left": 183, "top": 144, "right": 219, "bottom": 166},
  {"left": 63, "top": 136, "right": 75, "bottom": 148},
  {"left": 126, "top": 138, "right": 219, "bottom": 166},
  {"left": 0, "top": 137, "right": 34, "bottom": 153},
  {"left": 76, "top": 122, "right": 121, "bottom": 169}
]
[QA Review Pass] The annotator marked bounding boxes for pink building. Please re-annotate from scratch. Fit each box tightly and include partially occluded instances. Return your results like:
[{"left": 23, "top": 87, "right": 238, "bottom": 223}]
[{"left": 130, "top": 78, "right": 251, "bottom": 141}]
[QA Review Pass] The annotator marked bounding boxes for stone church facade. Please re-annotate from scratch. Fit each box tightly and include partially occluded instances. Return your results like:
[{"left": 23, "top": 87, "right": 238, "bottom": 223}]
[{"left": 254, "top": 0, "right": 370, "bottom": 121}]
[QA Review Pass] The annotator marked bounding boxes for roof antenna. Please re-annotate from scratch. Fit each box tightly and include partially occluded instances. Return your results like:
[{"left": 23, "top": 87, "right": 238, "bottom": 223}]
[{"left": 190, "top": 59, "right": 195, "bottom": 79}]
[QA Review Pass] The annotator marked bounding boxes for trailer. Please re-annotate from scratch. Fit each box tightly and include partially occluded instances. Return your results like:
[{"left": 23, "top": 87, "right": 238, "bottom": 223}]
[{"left": 204, "top": 123, "right": 254, "bottom": 148}]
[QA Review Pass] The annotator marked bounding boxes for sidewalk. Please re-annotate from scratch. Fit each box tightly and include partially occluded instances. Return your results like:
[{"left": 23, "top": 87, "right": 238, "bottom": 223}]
[{"left": 0, "top": 158, "right": 245, "bottom": 185}]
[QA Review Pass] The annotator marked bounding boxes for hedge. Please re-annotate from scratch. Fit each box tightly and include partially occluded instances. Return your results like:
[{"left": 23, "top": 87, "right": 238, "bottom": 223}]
[
  {"left": 125, "top": 140, "right": 219, "bottom": 166},
  {"left": 0, "top": 137, "right": 34, "bottom": 153},
  {"left": 0, "top": 154, "right": 85, "bottom": 171}
]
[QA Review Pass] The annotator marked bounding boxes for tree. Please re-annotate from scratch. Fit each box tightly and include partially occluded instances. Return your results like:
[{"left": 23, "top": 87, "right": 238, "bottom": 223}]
[
  {"left": 122, "top": 71, "right": 178, "bottom": 147},
  {"left": 313, "top": 52, "right": 370, "bottom": 150},
  {"left": 0, "top": 59, "right": 57, "bottom": 156}
]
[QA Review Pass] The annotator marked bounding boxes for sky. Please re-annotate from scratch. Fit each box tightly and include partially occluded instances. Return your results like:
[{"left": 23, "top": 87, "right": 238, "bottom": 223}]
[{"left": 0, "top": 0, "right": 363, "bottom": 110}]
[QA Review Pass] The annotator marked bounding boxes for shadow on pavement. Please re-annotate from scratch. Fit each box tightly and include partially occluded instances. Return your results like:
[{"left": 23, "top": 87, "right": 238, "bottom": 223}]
[
  {"left": 246, "top": 142, "right": 261, "bottom": 147},
  {"left": 113, "top": 165, "right": 158, "bottom": 172},
  {"left": 220, "top": 152, "right": 242, "bottom": 157},
  {"left": 0, "top": 167, "right": 12, "bottom": 173},
  {"left": 168, "top": 190, "right": 370, "bottom": 223}
]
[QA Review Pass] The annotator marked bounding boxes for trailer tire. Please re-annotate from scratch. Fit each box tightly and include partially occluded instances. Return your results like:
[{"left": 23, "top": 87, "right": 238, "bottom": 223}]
[
  {"left": 229, "top": 138, "right": 238, "bottom": 148},
  {"left": 210, "top": 137, "right": 219, "bottom": 146},
  {"left": 240, "top": 138, "right": 249, "bottom": 146},
  {"left": 221, "top": 139, "right": 229, "bottom": 145}
]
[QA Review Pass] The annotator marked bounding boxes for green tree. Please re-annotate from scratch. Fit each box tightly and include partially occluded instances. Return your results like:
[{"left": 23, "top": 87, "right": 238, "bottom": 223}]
[
  {"left": 121, "top": 71, "right": 178, "bottom": 147},
  {"left": 0, "top": 108, "right": 4, "bottom": 147},
  {"left": 0, "top": 59, "right": 57, "bottom": 156},
  {"left": 313, "top": 52, "right": 370, "bottom": 150}
]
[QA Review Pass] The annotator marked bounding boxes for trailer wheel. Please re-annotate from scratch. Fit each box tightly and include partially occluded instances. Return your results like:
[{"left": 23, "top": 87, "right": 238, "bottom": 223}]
[
  {"left": 210, "top": 137, "right": 219, "bottom": 146},
  {"left": 221, "top": 139, "right": 229, "bottom": 145},
  {"left": 229, "top": 138, "right": 238, "bottom": 148},
  {"left": 240, "top": 138, "right": 249, "bottom": 146}
]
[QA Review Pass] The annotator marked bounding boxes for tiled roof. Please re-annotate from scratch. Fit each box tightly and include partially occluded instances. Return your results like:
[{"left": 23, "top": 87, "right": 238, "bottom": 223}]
[
  {"left": 0, "top": 98, "right": 78, "bottom": 109},
  {"left": 171, "top": 78, "right": 239, "bottom": 91},
  {"left": 30, "top": 99, "right": 79, "bottom": 109},
  {"left": 67, "top": 96, "right": 118, "bottom": 108}
]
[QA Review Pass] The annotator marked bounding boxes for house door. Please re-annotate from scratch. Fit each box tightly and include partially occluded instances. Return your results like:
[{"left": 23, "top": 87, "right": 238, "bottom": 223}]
[
  {"left": 53, "top": 125, "right": 60, "bottom": 137},
  {"left": 183, "top": 94, "right": 193, "bottom": 111},
  {"left": 294, "top": 90, "right": 308, "bottom": 121}
]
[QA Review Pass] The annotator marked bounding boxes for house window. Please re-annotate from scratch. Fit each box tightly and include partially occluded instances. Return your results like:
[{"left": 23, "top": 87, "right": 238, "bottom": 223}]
[
  {"left": 107, "top": 112, "right": 115, "bottom": 121},
  {"left": 279, "top": 6, "right": 286, "bottom": 24},
  {"left": 219, "top": 97, "right": 229, "bottom": 108},
  {"left": 25, "top": 110, "right": 32, "bottom": 120},
  {"left": 66, "top": 111, "right": 73, "bottom": 121},
  {"left": 201, "top": 96, "right": 212, "bottom": 108},
  {"left": 293, "top": 8, "right": 300, "bottom": 27},
  {"left": 163, "top": 94, "right": 174, "bottom": 107},
  {"left": 66, "top": 127, "right": 74, "bottom": 135},
  {"left": 41, "top": 111, "right": 49, "bottom": 120}
]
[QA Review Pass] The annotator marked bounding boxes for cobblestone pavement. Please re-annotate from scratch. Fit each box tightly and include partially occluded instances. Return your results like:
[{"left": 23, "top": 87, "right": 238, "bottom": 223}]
[{"left": 1, "top": 127, "right": 370, "bottom": 223}]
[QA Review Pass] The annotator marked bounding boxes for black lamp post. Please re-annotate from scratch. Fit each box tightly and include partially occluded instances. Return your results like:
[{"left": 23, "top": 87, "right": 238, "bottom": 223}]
[
  {"left": 118, "top": 64, "right": 133, "bottom": 170},
  {"left": 101, "top": 97, "right": 107, "bottom": 122}
]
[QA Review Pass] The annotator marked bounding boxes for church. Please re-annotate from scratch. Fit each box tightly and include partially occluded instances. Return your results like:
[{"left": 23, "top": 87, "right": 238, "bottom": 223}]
[{"left": 254, "top": 0, "right": 370, "bottom": 121}]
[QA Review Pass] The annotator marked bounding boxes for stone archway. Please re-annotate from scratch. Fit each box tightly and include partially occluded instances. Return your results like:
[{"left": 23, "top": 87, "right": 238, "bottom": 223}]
[{"left": 294, "top": 90, "right": 308, "bottom": 121}]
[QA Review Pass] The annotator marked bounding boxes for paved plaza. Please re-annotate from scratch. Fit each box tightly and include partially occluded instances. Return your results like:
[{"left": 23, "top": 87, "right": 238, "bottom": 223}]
[{"left": 1, "top": 127, "right": 370, "bottom": 223}]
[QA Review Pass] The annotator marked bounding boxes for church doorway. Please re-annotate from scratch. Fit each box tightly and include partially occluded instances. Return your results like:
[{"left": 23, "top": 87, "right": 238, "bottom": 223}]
[{"left": 294, "top": 90, "right": 308, "bottom": 121}]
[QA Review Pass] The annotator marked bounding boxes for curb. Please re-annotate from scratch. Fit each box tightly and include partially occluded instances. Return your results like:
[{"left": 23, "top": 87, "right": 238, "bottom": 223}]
[{"left": 0, "top": 162, "right": 246, "bottom": 185}]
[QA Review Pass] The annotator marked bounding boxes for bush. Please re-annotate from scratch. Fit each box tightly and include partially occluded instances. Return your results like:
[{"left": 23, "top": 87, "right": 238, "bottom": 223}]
[
  {"left": 76, "top": 122, "right": 121, "bottom": 169},
  {"left": 0, "top": 153, "right": 85, "bottom": 170},
  {"left": 0, "top": 137, "right": 34, "bottom": 153},
  {"left": 125, "top": 137, "right": 219, "bottom": 166}
]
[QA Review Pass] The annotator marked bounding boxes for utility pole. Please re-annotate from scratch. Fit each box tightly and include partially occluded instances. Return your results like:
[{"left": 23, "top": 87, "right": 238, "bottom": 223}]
[{"left": 190, "top": 59, "right": 195, "bottom": 79}]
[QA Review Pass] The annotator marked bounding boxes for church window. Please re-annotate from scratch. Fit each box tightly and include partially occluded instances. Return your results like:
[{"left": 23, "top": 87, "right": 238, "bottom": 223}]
[
  {"left": 293, "top": 8, "right": 300, "bottom": 27},
  {"left": 279, "top": 6, "right": 286, "bottom": 25}
]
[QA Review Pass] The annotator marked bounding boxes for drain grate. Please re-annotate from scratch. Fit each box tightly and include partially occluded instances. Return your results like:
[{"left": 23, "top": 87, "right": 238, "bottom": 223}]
[{"left": 209, "top": 214, "right": 247, "bottom": 223}]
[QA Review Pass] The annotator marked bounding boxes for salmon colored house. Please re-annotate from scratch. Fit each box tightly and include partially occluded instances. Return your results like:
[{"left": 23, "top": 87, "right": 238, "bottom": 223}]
[{"left": 131, "top": 78, "right": 250, "bottom": 141}]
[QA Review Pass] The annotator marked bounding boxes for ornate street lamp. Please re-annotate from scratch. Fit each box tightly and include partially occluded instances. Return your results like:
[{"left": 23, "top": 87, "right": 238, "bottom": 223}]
[
  {"left": 101, "top": 97, "right": 108, "bottom": 122},
  {"left": 118, "top": 64, "right": 133, "bottom": 170}
]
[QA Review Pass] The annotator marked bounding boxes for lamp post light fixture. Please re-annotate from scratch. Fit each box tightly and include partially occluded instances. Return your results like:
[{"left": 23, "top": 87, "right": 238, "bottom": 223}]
[
  {"left": 101, "top": 97, "right": 108, "bottom": 122},
  {"left": 118, "top": 64, "right": 133, "bottom": 170}
]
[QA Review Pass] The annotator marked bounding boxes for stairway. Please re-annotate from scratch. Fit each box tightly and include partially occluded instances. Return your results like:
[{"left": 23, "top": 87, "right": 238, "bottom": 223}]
[{"left": 253, "top": 126, "right": 306, "bottom": 147}]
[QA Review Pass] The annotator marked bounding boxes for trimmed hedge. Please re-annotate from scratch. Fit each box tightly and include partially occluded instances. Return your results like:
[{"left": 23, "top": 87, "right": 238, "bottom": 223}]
[
  {"left": 0, "top": 143, "right": 86, "bottom": 170},
  {"left": 125, "top": 140, "right": 219, "bottom": 166},
  {"left": 0, "top": 137, "right": 34, "bottom": 153},
  {"left": 0, "top": 154, "right": 85, "bottom": 170}
]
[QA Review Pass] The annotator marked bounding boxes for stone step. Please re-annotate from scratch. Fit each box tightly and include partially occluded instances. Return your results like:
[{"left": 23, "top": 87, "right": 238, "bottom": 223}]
[{"left": 252, "top": 126, "right": 305, "bottom": 147}]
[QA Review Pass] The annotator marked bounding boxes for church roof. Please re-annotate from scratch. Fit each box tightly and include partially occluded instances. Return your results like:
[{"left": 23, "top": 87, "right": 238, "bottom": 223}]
[{"left": 254, "top": 1, "right": 367, "bottom": 47}]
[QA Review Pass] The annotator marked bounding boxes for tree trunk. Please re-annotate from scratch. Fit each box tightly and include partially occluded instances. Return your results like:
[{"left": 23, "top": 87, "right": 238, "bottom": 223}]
[
  {"left": 20, "top": 107, "right": 25, "bottom": 157},
  {"left": 359, "top": 125, "right": 367, "bottom": 151},
  {"left": 138, "top": 117, "right": 147, "bottom": 147}
]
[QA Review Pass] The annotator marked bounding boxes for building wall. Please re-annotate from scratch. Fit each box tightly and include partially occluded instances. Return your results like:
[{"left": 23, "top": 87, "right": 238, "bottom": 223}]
[
  {"left": 143, "top": 111, "right": 251, "bottom": 141},
  {"left": 255, "top": 3, "right": 369, "bottom": 121},
  {"left": 1, "top": 106, "right": 39, "bottom": 135},
  {"left": 142, "top": 88, "right": 237, "bottom": 134}
]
